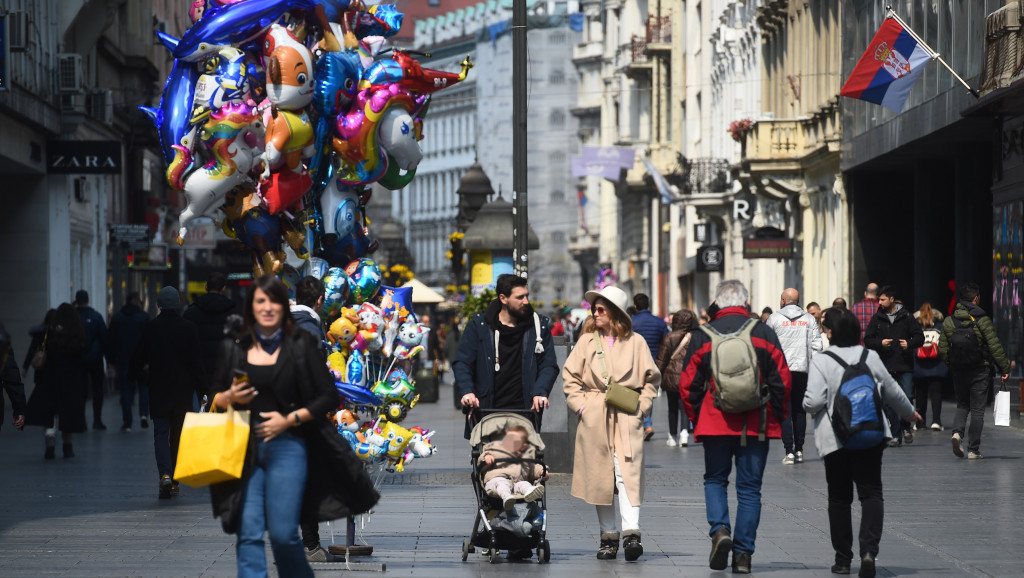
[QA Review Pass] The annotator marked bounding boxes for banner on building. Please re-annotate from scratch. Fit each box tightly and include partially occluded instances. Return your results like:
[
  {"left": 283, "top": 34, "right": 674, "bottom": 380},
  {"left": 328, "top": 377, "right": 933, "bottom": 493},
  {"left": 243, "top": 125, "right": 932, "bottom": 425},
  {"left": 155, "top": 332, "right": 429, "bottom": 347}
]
[
  {"left": 47, "top": 140, "right": 122, "bottom": 174},
  {"left": 470, "top": 250, "right": 513, "bottom": 295},
  {"left": 697, "top": 246, "right": 725, "bottom": 273},
  {"left": 571, "top": 146, "right": 636, "bottom": 182},
  {"left": 743, "top": 238, "right": 794, "bottom": 259}
]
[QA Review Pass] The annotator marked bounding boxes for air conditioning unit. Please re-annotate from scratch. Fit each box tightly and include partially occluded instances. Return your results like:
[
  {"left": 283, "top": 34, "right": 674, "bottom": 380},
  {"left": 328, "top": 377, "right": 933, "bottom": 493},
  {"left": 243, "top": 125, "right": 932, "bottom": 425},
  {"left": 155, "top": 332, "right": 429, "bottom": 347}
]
[
  {"left": 56, "top": 53, "right": 84, "bottom": 95},
  {"left": 8, "top": 11, "right": 29, "bottom": 52},
  {"left": 87, "top": 89, "right": 112, "bottom": 123}
]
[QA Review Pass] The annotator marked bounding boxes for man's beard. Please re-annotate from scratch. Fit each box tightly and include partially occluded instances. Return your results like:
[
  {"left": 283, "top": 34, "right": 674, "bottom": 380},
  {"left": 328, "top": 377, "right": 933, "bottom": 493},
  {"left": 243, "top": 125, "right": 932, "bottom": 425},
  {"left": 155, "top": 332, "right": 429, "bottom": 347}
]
[{"left": 503, "top": 303, "right": 528, "bottom": 321}]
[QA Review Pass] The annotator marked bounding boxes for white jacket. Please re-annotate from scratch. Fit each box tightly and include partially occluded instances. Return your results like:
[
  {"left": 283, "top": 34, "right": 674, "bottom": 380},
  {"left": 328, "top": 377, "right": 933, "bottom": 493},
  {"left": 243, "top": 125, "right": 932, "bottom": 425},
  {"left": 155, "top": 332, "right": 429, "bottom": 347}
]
[{"left": 766, "top": 303, "right": 822, "bottom": 373}]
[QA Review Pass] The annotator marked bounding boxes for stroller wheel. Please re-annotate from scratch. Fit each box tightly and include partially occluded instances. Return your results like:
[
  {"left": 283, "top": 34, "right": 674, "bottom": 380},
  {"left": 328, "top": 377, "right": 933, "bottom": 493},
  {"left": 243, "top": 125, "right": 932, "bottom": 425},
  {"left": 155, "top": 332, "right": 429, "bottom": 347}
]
[
  {"left": 537, "top": 539, "right": 551, "bottom": 563},
  {"left": 461, "top": 539, "right": 471, "bottom": 561},
  {"left": 488, "top": 548, "right": 499, "bottom": 564}
]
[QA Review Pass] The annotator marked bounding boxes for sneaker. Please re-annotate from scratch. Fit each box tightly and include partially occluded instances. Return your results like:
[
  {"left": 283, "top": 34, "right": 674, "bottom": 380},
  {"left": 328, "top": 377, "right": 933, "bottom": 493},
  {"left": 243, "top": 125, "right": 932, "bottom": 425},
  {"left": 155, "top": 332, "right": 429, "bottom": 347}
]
[
  {"left": 643, "top": 427, "right": 654, "bottom": 441},
  {"left": 305, "top": 545, "right": 337, "bottom": 562},
  {"left": 930, "top": 423, "right": 942, "bottom": 431},
  {"left": 44, "top": 435, "right": 56, "bottom": 460},
  {"left": 951, "top": 432, "right": 964, "bottom": 458},
  {"left": 680, "top": 430, "right": 689, "bottom": 447},
  {"left": 170, "top": 482, "right": 180, "bottom": 497},
  {"left": 523, "top": 484, "right": 545, "bottom": 502},
  {"left": 93, "top": 421, "right": 107, "bottom": 431},
  {"left": 622, "top": 532, "right": 643, "bottom": 562},
  {"left": 888, "top": 438, "right": 902, "bottom": 448},
  {"left": 709, "top": 527, "right": 732, "bottom": 570},
  {"left": 732, "top": 551, "right": 752, "bottom": 574},
  {"left": 795, "top": 451, "right": 804, "bottom": 464},
  {"left": 502, "top": 495, "right": 516, "bottom": 511},
  {"left": 859, "top": 553, "right": 876, "bottom": 578},
  {"left": 782, "top": 453, "right": 795, "bottom": 465},
  {"left": 140, "top": 416, "right": 150, "bottom": 429},
  {"left": 120, "top": 426, "right": 132, "bottom": 432},
  {"left": 159, "top": 475, "right": 173, "bottom": 499},
  {"left": 831, "top": 560, "right": 852, "bottom": 574},
  {"left": 967, "top": 451, "right": 985, "bottom": 460},
  {"left": 903, "top": 430, "right": 914, "bottom": 444},
  {"left": 666, "top": 434, "right": 678, "bottom": 447}
]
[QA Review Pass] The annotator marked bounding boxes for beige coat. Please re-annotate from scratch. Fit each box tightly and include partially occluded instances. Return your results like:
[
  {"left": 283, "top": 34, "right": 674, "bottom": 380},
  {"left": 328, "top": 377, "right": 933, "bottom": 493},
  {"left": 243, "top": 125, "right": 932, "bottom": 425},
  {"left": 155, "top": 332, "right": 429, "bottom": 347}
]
[
  {"left": 562, "top": 332, "right": 660, "bottom": 506},
  {"left": 478, "top": 440, "right": 543, "bottom": 485}
]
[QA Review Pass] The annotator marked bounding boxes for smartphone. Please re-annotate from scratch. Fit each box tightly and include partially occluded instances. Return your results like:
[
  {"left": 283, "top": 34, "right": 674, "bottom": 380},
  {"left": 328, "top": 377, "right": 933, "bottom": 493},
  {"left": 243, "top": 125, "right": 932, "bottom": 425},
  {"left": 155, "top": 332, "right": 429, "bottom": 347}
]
[{"left": 232, "top": 368, "right": 250, "bottom": 385}]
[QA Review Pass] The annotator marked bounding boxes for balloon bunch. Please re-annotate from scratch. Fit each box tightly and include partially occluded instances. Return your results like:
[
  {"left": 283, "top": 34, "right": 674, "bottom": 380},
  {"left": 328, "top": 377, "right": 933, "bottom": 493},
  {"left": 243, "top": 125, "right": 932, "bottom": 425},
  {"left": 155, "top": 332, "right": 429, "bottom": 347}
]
[
  {"left": 144, "top": 0, "right": 472, "bottom": 275},
  {"left": 335, "top": 408, "right": 437, "bottom": 473}
]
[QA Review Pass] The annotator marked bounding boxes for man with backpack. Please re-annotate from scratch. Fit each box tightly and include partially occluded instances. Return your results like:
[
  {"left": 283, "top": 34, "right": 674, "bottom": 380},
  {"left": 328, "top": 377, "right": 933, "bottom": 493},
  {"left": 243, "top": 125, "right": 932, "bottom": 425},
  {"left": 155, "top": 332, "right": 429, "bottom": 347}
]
[
  {"left": 679, "top": 280, "right": 791, "bottom": 575},
  {"left": 938, "top": 282, "right": 1010, "bottom": 460},
  {"left": 863, "top": 286, "right": 924, "bottom": 447}
]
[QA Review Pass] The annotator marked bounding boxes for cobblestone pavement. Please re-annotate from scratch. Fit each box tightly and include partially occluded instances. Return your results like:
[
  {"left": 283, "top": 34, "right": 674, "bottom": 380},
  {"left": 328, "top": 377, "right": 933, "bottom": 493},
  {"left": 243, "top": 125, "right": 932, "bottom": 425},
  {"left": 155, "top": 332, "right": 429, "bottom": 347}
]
[{"left": 1, "top": 383, "right": 1022, "bottom": 577}]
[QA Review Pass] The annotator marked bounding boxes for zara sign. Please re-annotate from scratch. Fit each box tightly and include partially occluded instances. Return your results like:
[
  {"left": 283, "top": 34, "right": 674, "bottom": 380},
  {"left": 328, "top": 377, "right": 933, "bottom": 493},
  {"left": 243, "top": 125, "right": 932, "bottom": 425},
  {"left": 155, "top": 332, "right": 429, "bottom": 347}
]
[{"left": 47, "top": 140, "right": 122, "bottom": 174}]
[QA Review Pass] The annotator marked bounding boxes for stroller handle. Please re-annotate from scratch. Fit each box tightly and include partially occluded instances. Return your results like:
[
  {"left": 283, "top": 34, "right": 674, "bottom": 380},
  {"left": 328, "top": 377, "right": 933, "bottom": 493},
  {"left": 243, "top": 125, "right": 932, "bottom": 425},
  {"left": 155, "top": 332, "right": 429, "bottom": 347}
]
[{"left": 463, "top": 406, "right": 544, "bottom": 432}]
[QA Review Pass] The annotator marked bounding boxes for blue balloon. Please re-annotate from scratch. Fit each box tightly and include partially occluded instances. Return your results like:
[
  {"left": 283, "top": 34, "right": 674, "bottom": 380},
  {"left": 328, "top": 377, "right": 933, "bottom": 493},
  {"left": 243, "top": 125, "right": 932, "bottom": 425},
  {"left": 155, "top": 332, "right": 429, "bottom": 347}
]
[
  {"left": 322, "top": 266, "right": 350, "bottom": 316},
  {"left": 301, "top": 256, "right": 330, "bottom": 281},
  {"left": 173, "top": 0, "right": 317, "bottom": 62},
  {"left": 140, "top": 57, "right": 197, "bottom": 163},
  {"left": 378, "top": 285, "right": 413, "bottom": 321},
  {"left": 334, "top": 380, "right": 382, "bottom": 406}
]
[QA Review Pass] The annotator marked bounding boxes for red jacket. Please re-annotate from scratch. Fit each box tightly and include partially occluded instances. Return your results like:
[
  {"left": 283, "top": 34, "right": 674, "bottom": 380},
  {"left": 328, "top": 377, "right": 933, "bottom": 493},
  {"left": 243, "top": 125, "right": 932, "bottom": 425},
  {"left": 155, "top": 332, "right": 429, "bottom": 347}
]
[{"left": 679, "top": 307, "right": 791, "bottom": 441}]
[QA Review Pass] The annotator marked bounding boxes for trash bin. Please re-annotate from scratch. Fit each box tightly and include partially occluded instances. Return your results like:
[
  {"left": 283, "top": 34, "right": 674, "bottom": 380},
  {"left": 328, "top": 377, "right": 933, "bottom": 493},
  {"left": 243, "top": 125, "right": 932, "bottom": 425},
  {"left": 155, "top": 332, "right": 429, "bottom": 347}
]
[{"left": 414, "top": 366, "right": 439, "bottom": 403}]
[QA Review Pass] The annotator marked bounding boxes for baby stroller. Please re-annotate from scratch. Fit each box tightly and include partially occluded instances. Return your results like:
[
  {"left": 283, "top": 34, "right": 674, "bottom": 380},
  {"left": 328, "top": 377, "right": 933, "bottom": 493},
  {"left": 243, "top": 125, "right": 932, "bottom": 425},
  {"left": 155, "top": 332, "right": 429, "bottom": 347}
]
[{"left": 462, "top": 409, "right": 551, "bottom": 564}]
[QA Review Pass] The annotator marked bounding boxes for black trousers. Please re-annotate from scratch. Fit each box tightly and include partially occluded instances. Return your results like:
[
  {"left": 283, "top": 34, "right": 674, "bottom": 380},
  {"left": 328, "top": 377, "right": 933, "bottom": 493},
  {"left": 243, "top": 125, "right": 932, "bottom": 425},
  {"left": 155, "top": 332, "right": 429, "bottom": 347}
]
[
  {"left": 824, "top": 443, "right": 885, "bottom": 562},
  {"left": 300, "top": 520, "right": 320, "bottom": 550},
  {"left": 913, "top": 377, "right": 943, "bottom": 427},
  {"left": 781, "top": 371, "right": 808, "bottom": 453},
  {"left": 85, "top": 363, "right": 105, "bottom": 423},
  {"left": 665, "top": 389, "right": 689, "bottom": 436}
]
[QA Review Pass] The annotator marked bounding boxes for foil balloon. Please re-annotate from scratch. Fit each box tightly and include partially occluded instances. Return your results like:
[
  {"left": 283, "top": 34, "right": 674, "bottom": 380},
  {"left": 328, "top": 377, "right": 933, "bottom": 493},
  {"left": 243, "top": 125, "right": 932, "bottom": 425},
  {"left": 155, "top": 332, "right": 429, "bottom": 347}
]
[
  {"left": 322, "top": 267, "right": 351, "bottom": 316},
  {"left": 140, "top": 55, "right": 198, "bottom": 163},
  {"left": 393, "top": 321, "right": 428, "bottom": 359},
  {"left": 345, "top": 258, "right": 381, "bottom": 304},
  {"left": 355, "top": 5, "right": 404, "bottom": 38},
  {"left": 278, "top": 263, "right": 301, "bottom": 299},
  {"left": 387, "top": 368, "right": 409, "bottom": 384},
  {"left": 301, "top": 256, "right": 330, "bottom": 281},
  {"left": 346, "top": 349, "right": 367, "bottom": 388},
  {"left": 378, "top": 286, "right": 413, "bottom": 322},
  {"left": 334, "top": 379, "right": 382, "bottom": 407},
  {"left": 173, "top": 0, "right": 317, "bottom": 62}
]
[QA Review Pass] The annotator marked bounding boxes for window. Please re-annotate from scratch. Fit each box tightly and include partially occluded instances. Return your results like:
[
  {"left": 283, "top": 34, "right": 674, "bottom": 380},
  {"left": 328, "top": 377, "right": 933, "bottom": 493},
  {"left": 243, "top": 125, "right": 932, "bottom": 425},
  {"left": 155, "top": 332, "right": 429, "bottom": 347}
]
[
  {"left": 550, "top": 190, "right": 566, "bottom": 203},
  {"left": 550, "top": 109, "right": 566, "bottom": 128},
  {"left": 550, "top": 231, "right": 566, "bottom": 243},
  {"left": 549, "top": 69, "right": 565, "bottom": 85}
]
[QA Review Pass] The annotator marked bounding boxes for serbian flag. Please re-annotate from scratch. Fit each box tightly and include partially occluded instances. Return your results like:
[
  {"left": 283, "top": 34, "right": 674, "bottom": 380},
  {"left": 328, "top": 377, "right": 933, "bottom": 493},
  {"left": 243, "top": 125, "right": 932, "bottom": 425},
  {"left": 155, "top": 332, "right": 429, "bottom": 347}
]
[{"left": 840, "top": 17, "right": 936, "bottom": 113}]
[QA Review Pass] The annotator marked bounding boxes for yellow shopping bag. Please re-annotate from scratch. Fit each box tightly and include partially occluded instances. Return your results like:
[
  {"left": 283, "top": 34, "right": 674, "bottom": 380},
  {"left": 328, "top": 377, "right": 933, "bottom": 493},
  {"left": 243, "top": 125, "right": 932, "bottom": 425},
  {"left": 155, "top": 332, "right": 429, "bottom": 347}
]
[{"left": 174, "top": 405, "right": 251, "bottom": 488}]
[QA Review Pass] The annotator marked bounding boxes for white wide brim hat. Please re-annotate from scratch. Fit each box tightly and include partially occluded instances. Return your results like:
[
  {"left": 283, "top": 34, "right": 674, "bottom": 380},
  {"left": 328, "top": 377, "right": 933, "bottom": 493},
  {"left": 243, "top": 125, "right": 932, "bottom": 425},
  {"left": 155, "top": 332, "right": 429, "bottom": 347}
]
[{"left": 584, "top": 286, "right": 631, "bottom": 323}]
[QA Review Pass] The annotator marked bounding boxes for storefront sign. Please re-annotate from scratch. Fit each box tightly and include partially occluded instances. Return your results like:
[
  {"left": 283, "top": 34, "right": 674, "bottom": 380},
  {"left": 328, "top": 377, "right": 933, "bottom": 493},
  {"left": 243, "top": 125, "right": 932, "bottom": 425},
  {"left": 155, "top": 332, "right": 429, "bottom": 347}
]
[
  {"left": 693, "top": 223, "right": 708, "bottom": 243},
  {"left": 743, "top": 238, "right": 794, "bottom": 259},
  {"left": 697, "top": 245, "right": 725, "bottom": 272},
  {"left": 180, "top": 219, "right": 218, "bottom": 249},
  {"left": 47, "top": 140, "right": 122, "bottom": 174},
  {"left": 110, "top": 223, "right": 151, "bottom": 250},
  {"left": 571, "top": 146, "right": 637, "bottom": 182}
]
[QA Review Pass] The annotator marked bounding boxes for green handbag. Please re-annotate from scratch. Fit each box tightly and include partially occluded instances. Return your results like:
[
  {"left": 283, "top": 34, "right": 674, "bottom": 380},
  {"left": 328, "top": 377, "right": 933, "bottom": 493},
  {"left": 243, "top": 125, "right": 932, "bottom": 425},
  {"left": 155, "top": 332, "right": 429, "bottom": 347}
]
[{"left": 593, "top": 332, "right": 640, "bottom": 414}]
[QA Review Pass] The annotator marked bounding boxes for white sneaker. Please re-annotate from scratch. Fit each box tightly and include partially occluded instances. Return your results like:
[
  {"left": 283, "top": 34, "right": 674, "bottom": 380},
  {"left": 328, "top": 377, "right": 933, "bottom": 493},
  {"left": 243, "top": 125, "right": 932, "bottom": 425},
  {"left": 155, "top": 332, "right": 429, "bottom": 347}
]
[
  {"left": 680, "top": 430, "right": 689, "bottom": 447},
  {"left": 795, "top": 451, "right": 804, "bottom": 464},
  {"left": 666, "top": 434, "right": 678, "bottom": 447},
  {"left": 782, "top": 453, "right": 795, "bottom": 465},
  {"left": 930, "top": 423, "right": 942, "bottom": 431}
]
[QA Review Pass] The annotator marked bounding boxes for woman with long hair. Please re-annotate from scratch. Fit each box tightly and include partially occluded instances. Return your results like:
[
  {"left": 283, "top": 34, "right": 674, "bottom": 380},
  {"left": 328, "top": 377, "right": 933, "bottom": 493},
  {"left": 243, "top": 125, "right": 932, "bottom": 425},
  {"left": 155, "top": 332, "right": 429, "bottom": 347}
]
[
  {"left": 654, "top": 309, "right": 697, "bottom": 447},
  {"left": 25, "top": 303, "right": 88, "bottom": 459},
  {"left": 804, "top": 309, "right": 920, "bottom": 577},
  {"left": 913, "top": 302, "right": 947, "bottom": 430},
  {"left": 208, "top": 275, "right": 337, "bottom": 577},
  {"left": 563, "top": 286, "right": 660, "bottom": 562}
]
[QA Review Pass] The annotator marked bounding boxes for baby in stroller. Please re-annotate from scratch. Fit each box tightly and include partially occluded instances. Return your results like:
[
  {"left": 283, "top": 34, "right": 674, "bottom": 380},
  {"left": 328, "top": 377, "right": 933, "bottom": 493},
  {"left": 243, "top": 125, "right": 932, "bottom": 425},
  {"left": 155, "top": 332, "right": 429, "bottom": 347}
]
[
  {"left": 463, "top": 411, "right": 552, "bottom": 564},
  {"left": 479, "top": 424, "right": 546, "bottom": 511}
]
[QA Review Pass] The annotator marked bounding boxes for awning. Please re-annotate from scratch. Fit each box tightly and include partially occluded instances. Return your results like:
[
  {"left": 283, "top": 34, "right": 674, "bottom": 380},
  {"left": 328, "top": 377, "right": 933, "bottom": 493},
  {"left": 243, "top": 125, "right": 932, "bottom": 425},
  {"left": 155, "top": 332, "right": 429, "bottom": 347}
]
[{"left": 400, "top": 278, "right": 445, "bottom": 304}]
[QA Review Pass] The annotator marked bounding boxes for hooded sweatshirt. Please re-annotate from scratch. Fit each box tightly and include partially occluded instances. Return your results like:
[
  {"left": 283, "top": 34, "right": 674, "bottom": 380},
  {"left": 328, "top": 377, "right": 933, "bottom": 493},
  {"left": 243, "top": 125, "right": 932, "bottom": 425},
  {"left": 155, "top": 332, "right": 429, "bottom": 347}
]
[
  {"left": 484, "top": 300, "right": 532, "bottom": 410},
  {"left": 765, "top": 303, "right": 822, "bottom": 373}
]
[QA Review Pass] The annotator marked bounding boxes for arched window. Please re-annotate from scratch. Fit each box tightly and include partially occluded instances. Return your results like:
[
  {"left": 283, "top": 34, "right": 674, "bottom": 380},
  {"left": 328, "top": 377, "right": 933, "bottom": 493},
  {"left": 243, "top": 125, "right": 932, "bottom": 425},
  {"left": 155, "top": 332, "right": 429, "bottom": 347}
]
[{"left": 550, "top": 109, "right": 565, "bottom": 128}]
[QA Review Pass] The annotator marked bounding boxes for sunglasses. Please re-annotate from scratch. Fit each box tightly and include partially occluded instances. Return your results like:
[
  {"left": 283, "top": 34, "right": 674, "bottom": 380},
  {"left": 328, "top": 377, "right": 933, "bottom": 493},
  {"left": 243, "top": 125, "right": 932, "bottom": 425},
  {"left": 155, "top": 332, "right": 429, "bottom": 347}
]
[{"left": 594, "top": 305, "right": 608, "bottom": 315}]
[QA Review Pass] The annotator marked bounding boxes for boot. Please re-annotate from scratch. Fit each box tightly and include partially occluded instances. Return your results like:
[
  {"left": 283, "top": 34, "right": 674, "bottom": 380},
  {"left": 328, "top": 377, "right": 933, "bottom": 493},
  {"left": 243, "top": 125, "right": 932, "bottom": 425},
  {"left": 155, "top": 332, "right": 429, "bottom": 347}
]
[
  {"left": 709, "top": 527, "right": 733, "bottom": 570},
  {"left": 732, "top": 551, "right": 751, "bottom": 574},
  {"left": 622, "top": 530, "right": 643, "bottom": 561},
  {"left": 44, "top": 434, "right": 56, "bottom": 460},
  {"left": 596, "top": 531, "right": 619, "bottom": 560}
]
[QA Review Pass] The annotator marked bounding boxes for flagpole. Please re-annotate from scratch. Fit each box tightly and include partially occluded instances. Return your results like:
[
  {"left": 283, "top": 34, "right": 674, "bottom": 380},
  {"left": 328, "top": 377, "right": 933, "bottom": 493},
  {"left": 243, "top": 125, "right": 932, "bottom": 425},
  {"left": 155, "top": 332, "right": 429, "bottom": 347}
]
[{"left": 886, "top": 6, "right": 980, "bottom": 98}]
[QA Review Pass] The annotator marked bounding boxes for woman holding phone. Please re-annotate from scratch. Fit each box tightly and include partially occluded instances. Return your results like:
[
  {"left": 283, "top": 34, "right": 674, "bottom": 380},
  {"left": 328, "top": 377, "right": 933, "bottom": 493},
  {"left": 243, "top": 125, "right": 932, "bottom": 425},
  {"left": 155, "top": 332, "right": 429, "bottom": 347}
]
[{"left": 209, "top": 275, "right": 337, "bottom": 578}]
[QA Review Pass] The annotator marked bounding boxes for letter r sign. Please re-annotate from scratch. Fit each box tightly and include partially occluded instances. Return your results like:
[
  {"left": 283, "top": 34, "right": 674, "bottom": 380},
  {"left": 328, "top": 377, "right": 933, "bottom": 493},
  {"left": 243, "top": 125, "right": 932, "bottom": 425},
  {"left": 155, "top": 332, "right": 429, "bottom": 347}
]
[{"left": 733, "top": 199, "right": 751, "bottom": 221}]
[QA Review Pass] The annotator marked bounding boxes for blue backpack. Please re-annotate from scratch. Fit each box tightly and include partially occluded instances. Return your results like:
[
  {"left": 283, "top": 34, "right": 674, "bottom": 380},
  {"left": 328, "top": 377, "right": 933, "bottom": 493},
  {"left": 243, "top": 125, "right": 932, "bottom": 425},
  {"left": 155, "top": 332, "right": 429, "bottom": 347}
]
[{"left": 821, "top": 350, "right": 885, "bottom": 450}]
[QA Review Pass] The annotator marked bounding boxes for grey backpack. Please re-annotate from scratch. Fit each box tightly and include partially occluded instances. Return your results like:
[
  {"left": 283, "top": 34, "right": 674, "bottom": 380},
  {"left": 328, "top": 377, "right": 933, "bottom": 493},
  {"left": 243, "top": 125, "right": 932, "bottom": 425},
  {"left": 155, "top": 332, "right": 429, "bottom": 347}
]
[{"left": 699, "top": 318, "right": 768, "bottom": 444}]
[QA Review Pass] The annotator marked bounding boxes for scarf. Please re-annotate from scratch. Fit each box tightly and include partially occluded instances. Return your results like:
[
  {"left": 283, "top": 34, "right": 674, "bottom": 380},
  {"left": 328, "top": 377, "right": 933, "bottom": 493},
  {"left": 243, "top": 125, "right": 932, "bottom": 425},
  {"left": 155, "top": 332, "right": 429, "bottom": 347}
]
[{"left": 255, "top": 328, "right": 283, "bottom": 354}]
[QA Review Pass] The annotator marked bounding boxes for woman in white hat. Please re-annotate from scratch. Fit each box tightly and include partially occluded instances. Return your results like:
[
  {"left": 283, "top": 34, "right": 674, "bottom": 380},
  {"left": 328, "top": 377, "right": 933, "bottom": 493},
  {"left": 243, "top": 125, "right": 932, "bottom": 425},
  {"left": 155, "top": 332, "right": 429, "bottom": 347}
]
[{"left": 562, "top": 286, "right": 661, "bottom": 562}]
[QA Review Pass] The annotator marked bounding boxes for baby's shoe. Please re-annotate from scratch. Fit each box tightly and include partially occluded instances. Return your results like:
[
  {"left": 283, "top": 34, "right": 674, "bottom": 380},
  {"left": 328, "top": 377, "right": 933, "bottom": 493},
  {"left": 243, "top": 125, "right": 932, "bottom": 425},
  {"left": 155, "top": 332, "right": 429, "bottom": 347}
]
[{"left": 524, "top": 484, "right": 545, "bottom": 502}]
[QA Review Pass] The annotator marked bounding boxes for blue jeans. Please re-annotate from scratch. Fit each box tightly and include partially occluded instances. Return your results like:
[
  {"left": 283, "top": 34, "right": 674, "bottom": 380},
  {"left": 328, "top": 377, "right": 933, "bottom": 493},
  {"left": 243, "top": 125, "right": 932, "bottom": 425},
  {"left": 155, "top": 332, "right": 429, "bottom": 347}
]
[
  {"left": 118, "top": 369, "right": 149, "bottom": 428},
  {"left": 884, "top": 372, "right": 913, "bottom": 437},
  {"left": 703, "top": 436, "right": 770, "bottom": 555},
  {"left": 237, "top": 431, "right": 313, "bottom": 578}
]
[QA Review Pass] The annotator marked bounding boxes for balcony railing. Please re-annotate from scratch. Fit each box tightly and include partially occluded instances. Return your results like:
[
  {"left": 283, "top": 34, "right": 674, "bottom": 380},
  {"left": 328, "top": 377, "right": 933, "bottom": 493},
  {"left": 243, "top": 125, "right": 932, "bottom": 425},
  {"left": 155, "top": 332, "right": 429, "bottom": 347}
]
[
  {"left": 646, "top": 16, "right": 671, "bottom": 44},
  {"left": 684, "top": 158, "right": 731, "bottom": 194},
  {"left": 743, "top": 111, "right": 838, "bottom": 162}
]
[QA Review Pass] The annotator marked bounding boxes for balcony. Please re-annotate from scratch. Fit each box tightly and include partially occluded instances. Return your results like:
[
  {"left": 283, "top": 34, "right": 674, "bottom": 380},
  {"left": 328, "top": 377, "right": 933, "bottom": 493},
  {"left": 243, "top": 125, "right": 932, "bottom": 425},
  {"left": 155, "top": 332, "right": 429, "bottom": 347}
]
[
  {"left": 742, "top": 113, "right": 838, "bottom": 169},
  {"left": 572, "top": 41, "right": 604, "bottom": 65},
  {"left": 645, "top": 15, "right": 672, "bottom": 54},
  {"left": 618, "top": 37, "right": 653, "bottom": 79},
  {"left": 684, "top": 158, "right": 731, "bottom": 195}
]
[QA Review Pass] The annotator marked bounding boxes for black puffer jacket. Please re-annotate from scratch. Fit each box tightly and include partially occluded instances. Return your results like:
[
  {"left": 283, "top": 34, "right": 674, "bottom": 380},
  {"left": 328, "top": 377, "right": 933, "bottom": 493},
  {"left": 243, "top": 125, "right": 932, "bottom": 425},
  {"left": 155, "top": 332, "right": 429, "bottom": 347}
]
[
  {"left": 864, "top": 303, "right": 924, "bottom": 374},
  {"left": 183, "top": 293, "right": 238, "bottom": 387}
]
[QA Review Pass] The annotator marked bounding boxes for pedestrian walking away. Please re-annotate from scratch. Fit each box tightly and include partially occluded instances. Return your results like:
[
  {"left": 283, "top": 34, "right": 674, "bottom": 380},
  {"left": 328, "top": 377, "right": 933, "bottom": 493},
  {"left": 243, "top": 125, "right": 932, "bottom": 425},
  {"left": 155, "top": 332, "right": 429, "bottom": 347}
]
[
  {"left": 562, "top": 285, "right": 661, "bottom": 562},
  {"left": 183, "top": 272, "right": 239, "bottom": 393},
  {"left": 804, "top": 308, "right": 921, "bottom": 578},
  {"left": 24, "top": 304, "right": 89, "bottom": 459},
  {"left": 863, "top": 286, "right": 923, "bottom": 447},
  {"left": 75, "top": 290, "right": 109, "bottom": 430},
  {"left": 631, "top": 293, "right": 668, "bottom": 441},
  {"left": 129, "top": 286, "right": 205, "bottom": 499},
  {"left": 106, "top": 293, "right": 151, "bottom": 431},
  {"left": 766, "top": 288, "right": 822, "bottom": 465},
  {"left": 0, "top": 322, "right": 27, "bottom": 432},
  {"left": 207, "top": 275, "right": 377, "bottom": 577},
  {"left": 938, "top": 282, "right": 1011, "bottom": 460},
  {"left": 654, "top": 309, "right": 697, "bottom": 447},
  {"left": 912, "top": 302, "right": 947, "bottom": 431},
  {"left": 453, "top": 274, "right": 558, "bottom": 437},
  {"left": 679, "top": 279, "right": 791, "bottom": 574}
]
